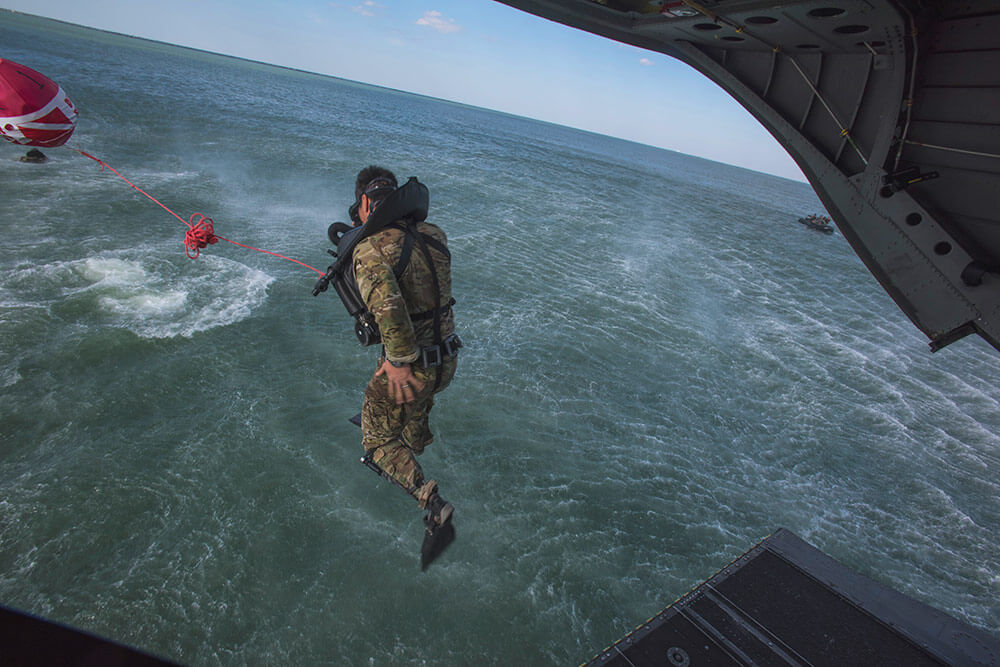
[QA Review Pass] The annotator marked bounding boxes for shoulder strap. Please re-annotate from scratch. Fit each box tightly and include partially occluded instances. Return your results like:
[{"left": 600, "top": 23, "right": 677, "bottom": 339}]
[
  {"left": 421, "top": 233, "right": 450, "bottom": 261},
  {"left": 394, "top": 226, "right": 415, "bottom": 280},
  {"left": 389, "top": 222, "right": 450, "bottom": 280}
]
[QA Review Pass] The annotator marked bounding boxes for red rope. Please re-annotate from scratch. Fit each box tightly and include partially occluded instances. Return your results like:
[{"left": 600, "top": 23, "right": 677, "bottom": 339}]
[
  {"left": 73, "top": 149, "right": 324, "bottom": 275},
  {"left": 184, "top": 213, "right": 218, "bottom": 259}
]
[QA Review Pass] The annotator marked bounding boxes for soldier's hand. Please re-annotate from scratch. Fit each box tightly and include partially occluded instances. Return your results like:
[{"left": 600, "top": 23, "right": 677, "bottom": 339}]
[{"left": 376, "top": 360, "right": 425, "bottom": 404}]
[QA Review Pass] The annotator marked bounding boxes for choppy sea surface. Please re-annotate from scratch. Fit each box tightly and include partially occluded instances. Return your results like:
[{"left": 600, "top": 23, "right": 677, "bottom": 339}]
[{"left": 2, "top": 11, "right": 998, "bottom": 665}]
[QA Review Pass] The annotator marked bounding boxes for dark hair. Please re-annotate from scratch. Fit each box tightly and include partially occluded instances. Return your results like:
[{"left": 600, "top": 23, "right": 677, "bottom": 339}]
[{"left": 355, "top": 165, "right": 397, "bottom": 202}]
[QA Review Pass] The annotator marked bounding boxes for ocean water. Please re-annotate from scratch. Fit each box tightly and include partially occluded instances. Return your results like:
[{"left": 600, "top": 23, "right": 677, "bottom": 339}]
[{"left": 2, "top": 11, "right": 998, "bottom": 665}]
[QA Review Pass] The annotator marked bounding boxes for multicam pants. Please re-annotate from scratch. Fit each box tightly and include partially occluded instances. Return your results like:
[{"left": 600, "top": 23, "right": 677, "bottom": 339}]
[{"left": 361, "top": 355, "right": 457, "bottom": 505}]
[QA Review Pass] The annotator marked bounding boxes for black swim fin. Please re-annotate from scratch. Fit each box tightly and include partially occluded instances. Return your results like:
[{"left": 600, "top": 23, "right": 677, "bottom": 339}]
[
  {"left": 421, "top": 518, "right": 456, "bottom": 571},
  {"left": 349, "top": 410, "right": 455, "bottom": 568}
]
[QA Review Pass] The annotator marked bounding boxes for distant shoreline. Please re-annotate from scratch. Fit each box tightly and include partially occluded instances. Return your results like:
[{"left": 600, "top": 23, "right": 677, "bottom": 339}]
[
  {"left": 0, "top": 9, "right": 564, "bottom": 122},
  {"left": 1, "top": 8, "right": 807, "bottom": 185}
]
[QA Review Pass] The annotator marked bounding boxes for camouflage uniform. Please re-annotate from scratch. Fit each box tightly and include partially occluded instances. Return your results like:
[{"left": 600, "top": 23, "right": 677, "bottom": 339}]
[{"left": 354, "top": 221, "right": 457, "bottom": 506}]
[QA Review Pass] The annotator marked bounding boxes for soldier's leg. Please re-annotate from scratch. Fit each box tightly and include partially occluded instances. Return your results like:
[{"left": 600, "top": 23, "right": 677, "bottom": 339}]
[
  {"left": 368, "top": 439, "right": 423, "bottom": 493},
  {"left": 362, "top": 373, "right": 425, "bottom": 494},
  {"left": 410, "top": 358, "right": 459, "bottom": 521},
  {"left": 400, "top": 394, "right": 434, "bottom": 455},
  {"left": 400, "top": 357, "right": 458, "bottom": 455},
  {"left": 361, "top": 357, "right": 458, "bottom": 514}
]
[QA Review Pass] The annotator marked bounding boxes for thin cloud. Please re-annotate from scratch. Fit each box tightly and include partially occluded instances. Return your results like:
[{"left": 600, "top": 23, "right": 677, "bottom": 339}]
[
  {"left": 416, "top": 10, "right": 460, "bottom": 34},
  {"left": 348, "top": 1, "right": 379, "bottom": 16},
  {"left": 639, "top": 57, "right": 653, "bottom": 66}
]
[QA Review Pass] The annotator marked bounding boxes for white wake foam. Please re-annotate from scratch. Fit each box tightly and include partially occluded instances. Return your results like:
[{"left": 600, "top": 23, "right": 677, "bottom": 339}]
[{"left": 65, "top": 251, "right": 274, "bottom": 338}]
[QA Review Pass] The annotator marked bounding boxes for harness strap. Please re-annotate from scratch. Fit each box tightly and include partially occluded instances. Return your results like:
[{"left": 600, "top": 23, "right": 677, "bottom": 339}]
[
  {"left": 420, "top": 234, "right": 450, "bottom": 260},
  {"left": 381, "top": 221, "right": 454, "bottom": 390},
  {"left": 390, "top": 223, "right": 450, "bottom": 281},
  {"left": 411, "top": 297, "right": 456, "bottom": 322},
  {"left": 394, "top": 229, "right": 415, "bottom": 280},
  {"left": 408, "top": 221, "right": 446, "bottom": 392}
]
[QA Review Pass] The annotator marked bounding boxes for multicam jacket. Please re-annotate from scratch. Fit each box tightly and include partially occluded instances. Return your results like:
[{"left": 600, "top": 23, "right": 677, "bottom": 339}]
[{"left": 352, "top": 221, "right": 455, "bottom": 364}]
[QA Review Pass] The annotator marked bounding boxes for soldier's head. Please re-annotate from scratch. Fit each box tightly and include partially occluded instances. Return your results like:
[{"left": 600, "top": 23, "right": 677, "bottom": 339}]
[{"left": 354, "top": 165, "right": 397, "bottom": 224}]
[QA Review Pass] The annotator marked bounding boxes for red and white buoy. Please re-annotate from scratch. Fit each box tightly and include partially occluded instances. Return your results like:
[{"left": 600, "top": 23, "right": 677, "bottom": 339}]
[{"left": 0, "top": 58, "right": 78, "bottom": 148}]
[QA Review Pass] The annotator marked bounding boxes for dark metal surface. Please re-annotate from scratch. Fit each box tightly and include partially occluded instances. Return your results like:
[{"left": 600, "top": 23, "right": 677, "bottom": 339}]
[
  {"left": 584, "top": 528, "right": 1000, "bottom": 666},
  {"left": 495, "top": 0, "right": 1000, "bottom": 353},
  {"left": 0, "top": 604, "right": 180, "bottom": 666}
]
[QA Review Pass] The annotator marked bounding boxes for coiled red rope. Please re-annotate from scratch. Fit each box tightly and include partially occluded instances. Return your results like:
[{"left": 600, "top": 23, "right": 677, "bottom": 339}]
[
  {"left": 73, "top": 149, "right": 323, "bottom": 274},
  {"left": 184, "top": 212, "right": 218, "bottom": 259}
]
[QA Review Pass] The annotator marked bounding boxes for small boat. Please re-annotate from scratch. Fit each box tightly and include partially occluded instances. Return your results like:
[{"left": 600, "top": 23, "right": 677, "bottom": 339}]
[{"left": 798, "top": 214, "right": 835, "bottom": 234}]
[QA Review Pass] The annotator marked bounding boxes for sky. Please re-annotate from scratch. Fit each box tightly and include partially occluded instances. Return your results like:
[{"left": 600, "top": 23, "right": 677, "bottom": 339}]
[{"left": 2, "top": 0, "right": 806, "bottom": 181}]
